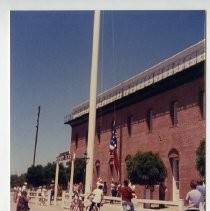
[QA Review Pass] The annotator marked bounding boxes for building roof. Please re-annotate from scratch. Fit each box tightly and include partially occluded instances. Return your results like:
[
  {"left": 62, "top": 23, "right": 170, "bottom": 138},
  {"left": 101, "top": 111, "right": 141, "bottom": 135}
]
[{"left": 64, "top": 40, "right": 205, "bottom": 123}]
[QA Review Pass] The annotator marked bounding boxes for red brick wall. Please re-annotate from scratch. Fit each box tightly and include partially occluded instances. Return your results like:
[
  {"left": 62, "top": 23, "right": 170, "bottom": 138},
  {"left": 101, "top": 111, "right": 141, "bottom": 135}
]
[{"left": 70, "top": 76, "right": 205, "bottom": 200}]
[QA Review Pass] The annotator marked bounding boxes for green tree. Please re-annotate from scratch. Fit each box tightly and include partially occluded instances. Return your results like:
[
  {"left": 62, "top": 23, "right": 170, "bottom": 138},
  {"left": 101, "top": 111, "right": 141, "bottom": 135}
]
[
  {"left": 126, "top": 151, "right": 167, "bottom": 186},
  {"left": 25, "top": 162, "right": 72, "bottom": 189},
  {"left": 58, "top": 163, "right": 69, "bottom": 190},
  {"left": 196, "top": 138, "right": 205, "bottom": 178},
  {"left": 73, "top": 158, "right": 86, "bottom": 184},
  {"left": 26, "top": 165, "right": 44, "bottom": 187},
  {"left": 19, "top": 160, "right": 83, "bottom": 189},
  {"left": 19, "top": 173, "right": 27, "bottom": 185},
  {"left": 11, "top": 174, "right": 26, "bottom": 188},
  {"left": 66, "top": 161, "right": 71, "bottom": 181},
  {"left": 43, "top": 162, "right": 56, "bottom": 186},
  {"left": 67, "top": 158, "right": 86, "bottom": 184},
  {"left": 11, "top": 174, "right": 19, "bottom": 187}
]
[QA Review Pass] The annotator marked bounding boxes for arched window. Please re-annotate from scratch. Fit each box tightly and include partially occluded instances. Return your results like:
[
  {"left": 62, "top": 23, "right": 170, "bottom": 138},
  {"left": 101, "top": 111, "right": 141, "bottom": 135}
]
[
  {"left": 75, "top": 134, "right": 78, "bottom": 149},
  {"left": 124, "top": 155, "right": 131, "bottom": 178},
  {"left": 95, "top": 160, "right": 100, "bottom": 177},
  {"left": 168, "top": 148, "right": 179, "bottom": 160},
  {"left": 125, "top": 154, "right": 132, "bottom": 163},
  {"left": 199, "top": 90, "right": 205, "bottom": 119},
  {"left": 97, "top": 125, "right": 101, "bottom": 143},
  {"left": 127, "top": 115, "right": 133, "bottom": 136},
  {"left": 146, "top": 109, "right": 153, "bottom": 132},
  {"left": 85, "top": 129, "right": 88, "bottom": 146},
  {"left": 170, "top": 101, "right": 178, "bottom": 126},
  {"left": 168, "top": 148, "right": 180, "bottom": 201}
]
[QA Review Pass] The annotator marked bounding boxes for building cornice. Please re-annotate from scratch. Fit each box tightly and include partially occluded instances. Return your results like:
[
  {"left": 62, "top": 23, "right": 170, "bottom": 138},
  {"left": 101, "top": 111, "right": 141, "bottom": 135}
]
[{"left": 64, "top": 40, "right": 205, "bottom": 125}]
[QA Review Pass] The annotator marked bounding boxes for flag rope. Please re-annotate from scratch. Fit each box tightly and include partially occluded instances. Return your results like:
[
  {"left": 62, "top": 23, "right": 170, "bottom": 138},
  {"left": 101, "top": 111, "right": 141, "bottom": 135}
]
[{"left": 111, "top": 11, "right": 117, "bottom": 120}]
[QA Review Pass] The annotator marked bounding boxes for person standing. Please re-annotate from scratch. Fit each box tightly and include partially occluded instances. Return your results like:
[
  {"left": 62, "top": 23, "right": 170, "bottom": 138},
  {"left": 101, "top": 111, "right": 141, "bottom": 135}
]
[
  {"left": 13, "top": 186, "right": 18, "bottom": 203},
  {"left": 118, "top": 180, "right": 134, "bottom": 211},
  {"left": 41, "top": 186, "right": 47, "bottom": 205},
  {"left": 110, "top": 180, "right": 117, "bottom": 204},
  {"left": 17, "top": 186, "right": 22, "bottom": 203},
  {"left": 16, "top": 190, "right": 30, "bottom": 211},
  {"left": 50, "top": 187, "right": 54, "bottom": 205},
  {"left": 196, "top": 179, "right": 205, "bottom": 211},
  {"left": 129, "top": 181, "right": 137, "bottom": 198},
  {"left": 185, "top": 180, "right": 201, "bottom": 210},
  {"left": 159, "top": 182, "right": 167, "bottom": 208},
  {"left": 103, "top": 182, "right": 107, "bottom": 196},
  {"left": 80, "top": 182, "right": 84, "bottom": 194}
]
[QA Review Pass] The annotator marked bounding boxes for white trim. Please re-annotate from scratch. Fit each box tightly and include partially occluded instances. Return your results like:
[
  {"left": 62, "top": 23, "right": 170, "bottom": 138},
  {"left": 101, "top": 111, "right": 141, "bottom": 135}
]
[{"left": 68, "top": 40, "right": 205, "bottom": 121}]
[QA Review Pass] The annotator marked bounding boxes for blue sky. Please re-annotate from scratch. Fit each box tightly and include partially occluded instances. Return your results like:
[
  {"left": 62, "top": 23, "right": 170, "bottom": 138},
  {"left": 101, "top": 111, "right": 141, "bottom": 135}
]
[{"left": 10, "top": 10, "right": 205, "bottom": 175}]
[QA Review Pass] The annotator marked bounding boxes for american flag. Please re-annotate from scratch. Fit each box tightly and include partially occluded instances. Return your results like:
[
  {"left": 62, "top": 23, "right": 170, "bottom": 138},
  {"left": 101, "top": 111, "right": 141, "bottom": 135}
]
[{"left": 109, "top": 121, "right": 119, "bottom": 179}]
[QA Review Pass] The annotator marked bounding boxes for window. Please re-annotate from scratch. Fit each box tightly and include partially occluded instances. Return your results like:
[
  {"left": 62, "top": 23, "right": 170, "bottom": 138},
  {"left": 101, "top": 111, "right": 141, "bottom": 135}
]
[
  {"left": 75, "top": 134, "right": 78, "bottom": 149},
  {"left": 97, "top": 125, "right": 101, "bottom": 143},
  {"left": 95, "top": 160, "right": 100, "bottom": 177},
  {"left": 127, "top": 115, "right": 133, "bottom": 136},
  {"left": 146, "top": 109, "right": 153, "bottom": 132},
  {"left": 85, "top": 129, "right": 88, "bottom": 146},
  {"left": 125, "top": 155, "right": 131, "bottom": 163},
  {"left": 124, "top": 155, "right": 131, "bottom": 178},
  {"left": 199, "top": 90, "right": 205, "bottom": 119},
  {"left": 170, "top": 101, "right": 178, "bottom": 126}
]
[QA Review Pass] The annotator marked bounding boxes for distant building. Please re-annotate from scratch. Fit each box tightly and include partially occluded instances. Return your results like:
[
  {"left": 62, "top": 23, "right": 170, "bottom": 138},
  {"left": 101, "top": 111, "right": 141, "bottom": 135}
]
[{"left": 64, "top": 40, "right": 205, "bottom": 201}]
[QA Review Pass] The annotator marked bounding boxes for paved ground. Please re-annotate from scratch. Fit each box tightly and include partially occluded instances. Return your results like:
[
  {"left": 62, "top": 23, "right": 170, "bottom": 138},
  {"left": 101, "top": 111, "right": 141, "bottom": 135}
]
[
  {"left": 11, "top": 201, "right": 122, "bottom": 211},
  {"left": 11, "top": 200, "right": 180, "bottom": 211},
  {"left": 10, "top": 192, "right": 182, "bottom": 211},
  {"left": 12, "top": 190, "right": 190, "bottom": 211}
]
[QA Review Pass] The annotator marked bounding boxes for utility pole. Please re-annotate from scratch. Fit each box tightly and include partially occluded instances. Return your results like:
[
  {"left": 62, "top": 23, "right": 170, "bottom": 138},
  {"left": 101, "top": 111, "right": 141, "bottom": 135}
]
[{"left": 33, "top": 105, "right": 41, "bottom": 166}]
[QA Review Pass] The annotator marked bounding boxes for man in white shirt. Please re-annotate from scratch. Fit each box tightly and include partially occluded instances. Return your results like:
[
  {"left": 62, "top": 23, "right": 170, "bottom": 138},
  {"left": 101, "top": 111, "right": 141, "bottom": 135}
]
[
  {"left": 89, "top": 185, "right": 103, "bottom": 210},
  {"left": 196, "top": 179, "right": 205, "bottom": 211},
  {"left": 185, "top": 180, "right": 201, "bottom": 210}
]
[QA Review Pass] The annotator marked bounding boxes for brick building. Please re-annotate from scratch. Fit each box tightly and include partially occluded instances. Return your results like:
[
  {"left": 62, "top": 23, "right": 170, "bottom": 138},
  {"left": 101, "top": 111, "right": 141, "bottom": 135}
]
[{"left": 64, "top": 40, "right": 205, "bottom": 201}]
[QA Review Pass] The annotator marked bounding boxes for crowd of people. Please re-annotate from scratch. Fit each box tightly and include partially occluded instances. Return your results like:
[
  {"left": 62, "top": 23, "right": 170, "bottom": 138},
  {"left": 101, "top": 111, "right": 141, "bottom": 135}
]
[
  {"left": 13, "top": 177, "right": 206, "bottom": 211},
  {"left": 88, "top": 178, "right": 137, "bottom": 211},
  {"left": 13, "top": 183, "right": 55, "bottom": 211},
  {"left": 13, "top": 182, "right": 30, "bottom": 211},
  {"left": 90, "top": 177, "right": 206, "bottom": 211}
]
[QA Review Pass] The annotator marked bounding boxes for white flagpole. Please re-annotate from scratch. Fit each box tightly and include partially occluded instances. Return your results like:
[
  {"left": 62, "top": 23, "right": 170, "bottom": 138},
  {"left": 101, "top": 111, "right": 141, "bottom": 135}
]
[{"left": 85, "top": 10, "right": 101, "bottom": 196}]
